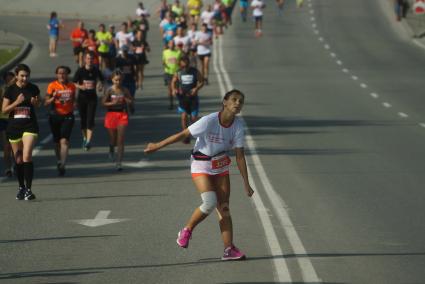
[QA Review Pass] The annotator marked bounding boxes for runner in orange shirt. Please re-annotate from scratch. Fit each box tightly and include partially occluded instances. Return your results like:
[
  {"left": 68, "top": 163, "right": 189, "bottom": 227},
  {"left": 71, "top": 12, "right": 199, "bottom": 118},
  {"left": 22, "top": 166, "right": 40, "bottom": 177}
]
[
  {"left": 70, "top": 21, "right": 88, "bottom": 67},
  {"left": 82, "top": 30, "right": 100, "bottom": 67},
  {"left": 44, "top": 66, "right": 76, "bottom": 176}
]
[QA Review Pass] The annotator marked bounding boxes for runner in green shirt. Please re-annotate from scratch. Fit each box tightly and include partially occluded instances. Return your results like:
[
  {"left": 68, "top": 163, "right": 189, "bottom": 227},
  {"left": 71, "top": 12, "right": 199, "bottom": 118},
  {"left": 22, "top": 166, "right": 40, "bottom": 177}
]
[
  {"left": 96, "top": 24, "right": 113, "bottom": 70},
  {"left": 162, "top": 40, "right": 182, "bottom": 110}
]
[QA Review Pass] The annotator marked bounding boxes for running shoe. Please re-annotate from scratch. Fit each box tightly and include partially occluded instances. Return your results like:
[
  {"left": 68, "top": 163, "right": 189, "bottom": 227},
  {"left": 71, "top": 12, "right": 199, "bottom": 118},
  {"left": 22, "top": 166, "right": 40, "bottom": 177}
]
[
  {"left": 84, "top": 141, "right": 92, "bottom": 151},
  {"left": 221, "top": 245, "right": 246, "bottom": 261},
  {"left": 24, "top": 189, "right": 36, "bottom": 201},
  {"left": 108, "top": 145, "right": 115, "bottom": 161},
  {"left": 16, "top": 187, "right": 25, "bottom": 200},
  {"left": 82, "top": 138, "right": 87, "bottom": 149},
  {"left": 58, "top": 164, "right": 66, "bottom": 177},
  {"left": 116, "top": 163, "right": 123, "bottom": 171},
  {"left": 176, "top": 227, "right": 192, "bottom": 248}
]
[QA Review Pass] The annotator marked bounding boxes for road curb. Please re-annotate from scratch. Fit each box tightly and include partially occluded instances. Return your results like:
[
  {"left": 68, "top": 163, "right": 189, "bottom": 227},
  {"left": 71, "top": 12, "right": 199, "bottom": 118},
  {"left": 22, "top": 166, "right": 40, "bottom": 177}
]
[{"left": 0, "top": 32, "right": 32, "bottom": 76}]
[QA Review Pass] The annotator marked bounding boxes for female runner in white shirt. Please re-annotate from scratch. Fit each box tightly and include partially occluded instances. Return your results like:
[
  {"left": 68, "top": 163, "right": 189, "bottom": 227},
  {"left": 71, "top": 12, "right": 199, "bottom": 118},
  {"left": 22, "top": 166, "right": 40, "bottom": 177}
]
[{"left": 144, "top": 89, "right": 254, "bottom": 260}]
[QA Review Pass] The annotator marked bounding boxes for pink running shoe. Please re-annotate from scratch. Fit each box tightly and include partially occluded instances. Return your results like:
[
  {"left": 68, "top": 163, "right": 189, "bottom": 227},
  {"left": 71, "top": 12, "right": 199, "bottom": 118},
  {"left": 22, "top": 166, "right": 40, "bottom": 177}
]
[
  {"left": 176, "top": 228, "right": 192, "bottom": 248},
  {"left": 221, "top": 245, "right": 246, "bottom": 261}
]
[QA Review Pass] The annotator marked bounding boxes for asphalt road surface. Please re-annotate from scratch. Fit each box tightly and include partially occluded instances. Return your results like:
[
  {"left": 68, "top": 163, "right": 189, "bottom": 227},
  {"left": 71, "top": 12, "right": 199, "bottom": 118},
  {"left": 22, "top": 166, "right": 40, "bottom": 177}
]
[{"left": 1, "top": 0, "right": 425, "bottom": 283}]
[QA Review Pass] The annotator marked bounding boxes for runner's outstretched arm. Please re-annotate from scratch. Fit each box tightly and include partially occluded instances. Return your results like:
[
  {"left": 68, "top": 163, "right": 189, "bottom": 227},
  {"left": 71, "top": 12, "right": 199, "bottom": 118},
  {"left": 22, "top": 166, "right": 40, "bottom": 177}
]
[{"left": 144, "top": 129, "right": 191, "bottom": 153}]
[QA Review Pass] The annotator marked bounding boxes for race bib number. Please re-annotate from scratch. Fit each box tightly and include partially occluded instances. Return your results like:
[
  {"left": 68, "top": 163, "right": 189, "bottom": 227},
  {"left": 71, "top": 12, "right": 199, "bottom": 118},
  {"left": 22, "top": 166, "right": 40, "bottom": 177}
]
[
  {"left": 211, "top": 154, "right": 231, "bottom": 170},
  {"left": 83, "top": 80, "right": 95, "bottom": 90},
  {"left": 168, "top": 57, "right": 177, "bottom": 64},
  {"left": 111, "top": 94, "right": 124, "bottom": 104},
  {"left": 56, "top": 90, "right": 72, "bottom": 104},
  {"left": 14, "top": 107, "right": 31, "bottom": 119}
]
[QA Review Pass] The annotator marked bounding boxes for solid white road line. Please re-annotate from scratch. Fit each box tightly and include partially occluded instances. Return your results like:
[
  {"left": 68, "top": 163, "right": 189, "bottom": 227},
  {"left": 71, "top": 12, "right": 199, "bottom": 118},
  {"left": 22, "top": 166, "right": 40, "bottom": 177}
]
[
  {"left": 215, "top": 37, "right": 321, "bottom": 283},
  {"left": 213, "top": 39, "right": 292, "bottom": 282}
]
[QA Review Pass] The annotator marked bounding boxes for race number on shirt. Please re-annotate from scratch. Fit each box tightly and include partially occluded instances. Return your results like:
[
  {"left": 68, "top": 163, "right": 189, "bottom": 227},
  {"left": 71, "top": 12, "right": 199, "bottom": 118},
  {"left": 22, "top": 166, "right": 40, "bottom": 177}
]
[
  {"left": 83, "top": 80, "right": 95, "bottom": 90},
  {"left": 14, "top": 106, "right": 31, "bottom": 119}
]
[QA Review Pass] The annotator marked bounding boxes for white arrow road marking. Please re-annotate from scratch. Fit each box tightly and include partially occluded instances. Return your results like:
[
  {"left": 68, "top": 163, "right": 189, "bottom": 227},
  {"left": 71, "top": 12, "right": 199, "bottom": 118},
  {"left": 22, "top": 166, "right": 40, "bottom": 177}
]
[
  {"left": 72, "top": 211, "right": 129, "bottom": 227},
  {"left": 123, "top": 158, "right": 151, "bottom": 168}
]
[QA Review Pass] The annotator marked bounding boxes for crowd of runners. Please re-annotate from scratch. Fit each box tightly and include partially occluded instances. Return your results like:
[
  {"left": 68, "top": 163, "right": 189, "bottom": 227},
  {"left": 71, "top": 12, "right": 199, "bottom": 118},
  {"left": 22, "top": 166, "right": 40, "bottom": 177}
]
[{"left": 1, "top": 0, "right": 301, "bottom": 260}]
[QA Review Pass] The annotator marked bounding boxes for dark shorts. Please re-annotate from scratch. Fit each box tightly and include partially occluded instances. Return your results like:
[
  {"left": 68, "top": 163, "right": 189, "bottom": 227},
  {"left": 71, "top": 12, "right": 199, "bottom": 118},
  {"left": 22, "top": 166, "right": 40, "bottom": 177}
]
[
  {"left": 134, "top": 53, "right": 149, "bottom": 65},
  {"left": 49, "top": 113, "right": 75, "bottom": 143},
  {"left": 123, "top": 81, "right": 136, "bottom": 97},
  {"left": 0, "top": 119, "right": 7, "bottom": 132},
  {"left": 164, "top": 73, "right": 174, "bottom": 86},
  {"left": 7, "top": 127, "right": 39, "bottom": 142},
  {"left": 177, "top": 94, "right": 199, "bottom": 117},
  {"left": 255, "top": 16, "right": 263, "bottom": 23},
  {"left": 73, "top": 46, "right": 84, "bottom": 56},
  {"left": 99, "top": 51, "right": 110, "bottom": 59},
  {"left": 198, "top": 53, "right": 211, "bottom": 61}
]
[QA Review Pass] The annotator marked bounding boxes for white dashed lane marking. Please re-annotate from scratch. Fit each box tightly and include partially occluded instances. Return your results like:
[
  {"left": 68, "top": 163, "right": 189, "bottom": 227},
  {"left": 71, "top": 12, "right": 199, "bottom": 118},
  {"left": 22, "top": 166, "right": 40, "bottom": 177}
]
[{"left": 310, "top": 1, "right": 421, "bottom": 129}]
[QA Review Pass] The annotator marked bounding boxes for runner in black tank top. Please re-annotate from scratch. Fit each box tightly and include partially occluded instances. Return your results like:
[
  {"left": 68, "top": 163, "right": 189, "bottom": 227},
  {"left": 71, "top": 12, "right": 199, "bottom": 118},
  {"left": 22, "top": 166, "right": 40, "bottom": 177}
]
[{"left": 171, "top": 56, "right": 204, "bottom": 144}]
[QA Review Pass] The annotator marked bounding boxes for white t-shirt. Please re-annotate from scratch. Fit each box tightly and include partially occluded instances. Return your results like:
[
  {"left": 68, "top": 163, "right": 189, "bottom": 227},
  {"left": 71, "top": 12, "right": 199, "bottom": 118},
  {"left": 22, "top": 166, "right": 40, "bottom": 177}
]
[
  {"left": 189, "top": 112, "right": 244, "bottom": 175},
  {"left": 195, "top": 31, "right": 212, "bottom": 55},
  {"left": 115, "top": 31, "right": 134, "bottom": 49},
  {"left": 174, "top": 35, "right": 191, "bottom": 52},
  {"left": 136, "top": 7, "right": 150, "bottom": 17},
  {"left": 201, "top": 11, "right": 215, "bottom": 29},
  {"left": 189, "top": 112, "right": 244, "bottom": 156},
  {"left": 251, "top": 0, "right": 264, "bottom": 17}
]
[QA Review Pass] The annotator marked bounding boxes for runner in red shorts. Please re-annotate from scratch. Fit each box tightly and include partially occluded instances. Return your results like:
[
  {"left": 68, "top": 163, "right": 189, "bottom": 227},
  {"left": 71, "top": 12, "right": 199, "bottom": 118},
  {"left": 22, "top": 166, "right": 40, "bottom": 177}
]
[
  {"left": 144, "top": 89, "right": 254, "bottom": 260},
  {"left": 102, "top": 70, "right": 134, "bottom": 171}
]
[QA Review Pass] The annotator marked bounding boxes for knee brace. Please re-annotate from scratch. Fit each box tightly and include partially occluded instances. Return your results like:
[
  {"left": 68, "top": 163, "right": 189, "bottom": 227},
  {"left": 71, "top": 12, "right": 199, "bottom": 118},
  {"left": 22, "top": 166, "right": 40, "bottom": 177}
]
[{"left": 199, "top": 191, "right": 217, "bottom": 215}]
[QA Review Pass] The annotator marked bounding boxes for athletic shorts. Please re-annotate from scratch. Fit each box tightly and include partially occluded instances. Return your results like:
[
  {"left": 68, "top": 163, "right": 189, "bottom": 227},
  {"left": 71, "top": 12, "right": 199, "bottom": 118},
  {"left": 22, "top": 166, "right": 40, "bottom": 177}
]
[
  {"left": 50, "top": 35, "right": 58, "bottom": 40},
  {"left": 8, "top": 131, "right": 38, "bottom": 143},
  {"left": 104, "top": 111, "right": 129, "bottom": 129},
  {"left": 177, "top": 95, "right": 199, "bottom": 117},
  {"left": 190, "top": 152, "right": 231, "bottom": 176},
  {"left": 254, "top": 16, "right": 263, "bottom": 23},
  {"left": 0, "top": 119, "right": 7, "bottom": 132},
  {"left": 99, "top": 51, "right": 110, "bottom": 58},
  {"left": 164, "top": 73, "right": 174, "bottom": 86},
  {"left": 198, "top": 53, "right": 211, "bottom": 61},
  {"left": 73, "top": 46, "right": 84, "bottom": 55},
  {"left": 49, "top": 113, "right": 75, "bottom": 143}
]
